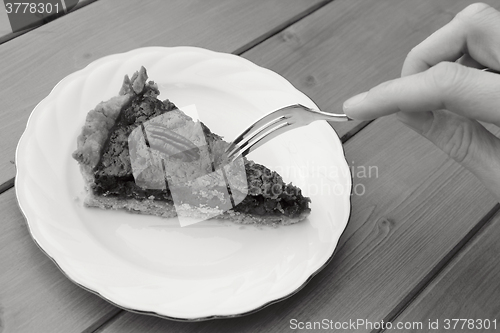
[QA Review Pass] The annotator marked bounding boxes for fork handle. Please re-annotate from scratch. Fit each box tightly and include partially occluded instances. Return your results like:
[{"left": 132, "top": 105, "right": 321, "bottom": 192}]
[
  {"left": 319, "top": 111, "right": 353, "bottom": 122},
  {"left": 303, "top": 105, "right": 353, "bottom": 122}
]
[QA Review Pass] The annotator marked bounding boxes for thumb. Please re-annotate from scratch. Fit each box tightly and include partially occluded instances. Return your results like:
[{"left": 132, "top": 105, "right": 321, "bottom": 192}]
[{"left": 398, "top": 110, "right": 500, "bottom": 200}]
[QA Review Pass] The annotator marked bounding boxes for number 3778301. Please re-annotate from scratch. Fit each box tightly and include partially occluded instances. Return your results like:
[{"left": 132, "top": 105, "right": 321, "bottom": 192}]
[{"left": 5, "top": 2, "right": 61, "bottom": 14}]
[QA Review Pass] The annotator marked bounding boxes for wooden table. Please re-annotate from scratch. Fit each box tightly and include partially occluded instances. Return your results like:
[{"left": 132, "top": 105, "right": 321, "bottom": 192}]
[{"left": 2, "top": 1, "right": 500, "bottom": 332}]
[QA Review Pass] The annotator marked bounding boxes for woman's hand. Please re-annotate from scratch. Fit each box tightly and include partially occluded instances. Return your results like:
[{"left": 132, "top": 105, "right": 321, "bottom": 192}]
[{"left": 343, "top": 3, "right": 500, "bottom": 201}]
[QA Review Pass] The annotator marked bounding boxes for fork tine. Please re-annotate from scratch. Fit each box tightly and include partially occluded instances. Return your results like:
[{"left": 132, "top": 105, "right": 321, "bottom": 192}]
[
  {"left": 227, "top": 121, "right": 292, "bottom": 162},
  {"left": 226, "top": 117, "right": 289, "bottom": 160},
  {"left": 225, "top": 106, "right": 295, "bottom": 155},
  {"left": 226, "top": 115, "right": 288, "bottom": 154}
]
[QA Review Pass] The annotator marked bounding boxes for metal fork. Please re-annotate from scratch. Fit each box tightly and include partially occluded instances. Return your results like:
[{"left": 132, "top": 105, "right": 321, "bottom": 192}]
[
  {"left": 225, "top": 68, "right": 500, "bottom": 162},
  {"left": 225, "top": 104, "right": 352, "bottom": 162}
]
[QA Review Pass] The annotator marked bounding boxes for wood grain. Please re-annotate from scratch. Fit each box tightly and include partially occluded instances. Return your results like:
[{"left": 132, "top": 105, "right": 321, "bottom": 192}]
[
  {"left": 393, "top": 211, "right": 500, "bottom": 332},
  {"left": 0, "top": 188, "right": 120, "bottom": 333},
  {"left": 0, "top": 2, "right": 12, "bottom": 39},
  {"left": 0, "top": 0, "right": 327, "bottom": 186}
]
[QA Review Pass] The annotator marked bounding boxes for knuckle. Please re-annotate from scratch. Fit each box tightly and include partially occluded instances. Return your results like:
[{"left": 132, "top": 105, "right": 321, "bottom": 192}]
[
  {"left": 456, "top": 3, "right": 492, "bottom": 21},
  {"left": 406, "top": 46, "right": 419, "bottom": 59},
  {"left": 402, "top": 46, "right": 435, "bottom": 77},
  {"left": 425, "top": 62, "right": 468, "bottom": 98},
  {"left": 440, "top": 119, "right": 474, "bottom": 164},
  {"left": 457, "top": 2, "right": 493, "bottom": 18}
]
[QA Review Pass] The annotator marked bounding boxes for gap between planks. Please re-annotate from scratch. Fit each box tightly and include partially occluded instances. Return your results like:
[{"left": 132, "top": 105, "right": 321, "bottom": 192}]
[
  {"left": 233, "top": 0, "right": 335, "bottom": 56},
  {"left": 0, "top": 176, "right": 14, "bottom": 194},
  {"left": 82, "top": 308, "right": 123, "bottom": 333},
  {"left": 373, "top": 203, "right": 500, "bottom": 333}
]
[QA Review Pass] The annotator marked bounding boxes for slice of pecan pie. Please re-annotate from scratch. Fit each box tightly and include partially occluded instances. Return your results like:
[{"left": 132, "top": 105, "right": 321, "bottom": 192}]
[{"left": 72, "top": 67, "right": 310, "bottom": 225}]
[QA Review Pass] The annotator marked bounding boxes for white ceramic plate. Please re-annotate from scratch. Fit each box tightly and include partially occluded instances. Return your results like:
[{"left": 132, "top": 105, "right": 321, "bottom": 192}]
[{"left": 15, "top": 47, "right": 351, "bottom": 320}]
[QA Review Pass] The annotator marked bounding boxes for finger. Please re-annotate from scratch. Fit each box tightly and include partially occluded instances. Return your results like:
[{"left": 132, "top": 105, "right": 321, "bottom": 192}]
[
  {"left": 401, "top": 3, "right": 500, "bottom": 77},
  {"left": 395, "top": 53, "right": 485, "bottom": 128},
  {"left": 396, "top": 53, "right": 483, "bottom": 130},
  {"left": 343, "top": 62, "right": 500, "bottom": 125},
  {"left": 398, "top": 110, "right": 500, "bottom": 201}
]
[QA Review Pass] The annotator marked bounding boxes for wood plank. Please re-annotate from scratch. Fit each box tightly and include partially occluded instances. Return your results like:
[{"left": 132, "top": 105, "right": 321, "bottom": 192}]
[
  {"left": 94, "top": 118, "right": 499, "bottom": 331},
  {"left": 0, "top": 0, "right": 98, "bottom": 44},
  {"left": 0, "top": 2, "right": 12, "bottom": 38},
  {"left": 6, "top": 0, "right": 500, "bottom": 332},
  {"left": 0, "top": 0, "right": 327, "bottom": 186},
  {"left": 0, "top": 188, "right": 121, "bottom": 333},
  {"left": 393, "top": 211, "right": 500, "bottom": 332}
]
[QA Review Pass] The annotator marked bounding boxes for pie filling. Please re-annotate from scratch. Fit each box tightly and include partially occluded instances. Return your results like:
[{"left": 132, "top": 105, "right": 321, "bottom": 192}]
[{"left": 91, "top": 81, "right": 311, "bottom": 218}]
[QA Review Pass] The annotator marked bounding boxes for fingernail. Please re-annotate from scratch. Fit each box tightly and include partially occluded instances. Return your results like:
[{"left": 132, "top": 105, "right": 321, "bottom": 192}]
[{"left": 343, "top": 92, "right": 368, "bottom": 110}]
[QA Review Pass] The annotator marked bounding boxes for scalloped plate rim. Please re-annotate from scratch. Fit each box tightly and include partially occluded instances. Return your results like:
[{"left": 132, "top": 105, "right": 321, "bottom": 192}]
[{"left": 15, "top": 46, "right": 352, "bottom": 320}]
